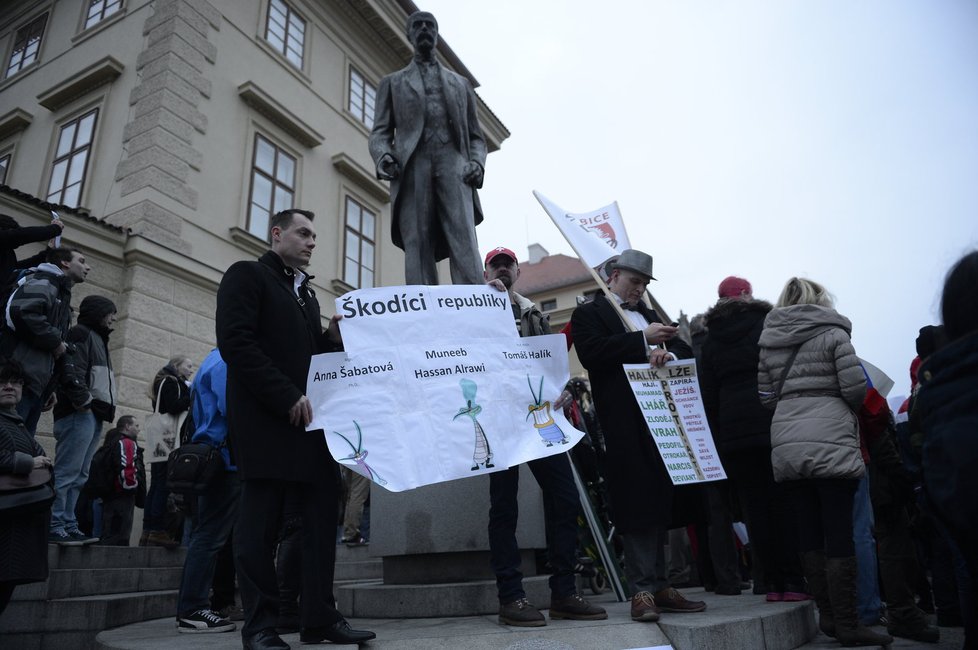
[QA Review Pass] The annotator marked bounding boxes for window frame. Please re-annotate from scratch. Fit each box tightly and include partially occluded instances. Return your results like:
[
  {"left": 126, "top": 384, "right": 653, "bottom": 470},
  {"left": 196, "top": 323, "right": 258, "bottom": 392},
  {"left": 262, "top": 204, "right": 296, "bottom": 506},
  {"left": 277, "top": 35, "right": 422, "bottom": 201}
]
[
  {"left": 45, "top": 107, "right": 99, "bottom": 208},
  {"left": 342, "top": 195, "right": 377, "bottom": 290},
  {"left": 5, "top": 11, "right": 49, "bottom": 80},
  {"left": 82, "top": 0, "right": 124, "bottom": 31},
  {"left": 348, "top": 65, "right": 377, "bottom": 129},
  {"left": 246, "top": 132, "right": 298, "bottom": 241},
  {"left": 540, "top": 298, "right": 558, "bottom": 312},
  {"left": 0, "top": 151, "right": 11, "bottom": 185},
  {"left": 263, "top": 0, "right": 307, "bottom": 71}
]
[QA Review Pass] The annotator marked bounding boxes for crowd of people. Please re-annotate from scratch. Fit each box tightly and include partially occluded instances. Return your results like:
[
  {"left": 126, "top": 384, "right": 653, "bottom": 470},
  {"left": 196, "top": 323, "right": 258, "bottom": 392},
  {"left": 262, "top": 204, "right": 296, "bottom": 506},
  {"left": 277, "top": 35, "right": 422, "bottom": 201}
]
[{"left": 0, "top": 200, "right": 975, "bottom": 650}]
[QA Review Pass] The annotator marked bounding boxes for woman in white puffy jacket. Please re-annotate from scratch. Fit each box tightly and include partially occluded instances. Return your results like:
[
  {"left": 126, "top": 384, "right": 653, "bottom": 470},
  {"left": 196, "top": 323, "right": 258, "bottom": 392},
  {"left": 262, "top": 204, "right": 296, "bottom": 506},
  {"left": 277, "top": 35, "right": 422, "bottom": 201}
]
[{"left": 757, "top": 277, "right": 889, "bottom": 647}]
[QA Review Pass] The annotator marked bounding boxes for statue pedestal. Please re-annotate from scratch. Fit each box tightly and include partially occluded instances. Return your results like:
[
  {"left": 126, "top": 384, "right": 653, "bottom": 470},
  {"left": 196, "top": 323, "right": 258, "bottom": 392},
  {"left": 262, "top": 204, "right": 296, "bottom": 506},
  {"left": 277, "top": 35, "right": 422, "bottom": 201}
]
[{"left": 339, "top": 466, "right": 549, "bottom": 616}]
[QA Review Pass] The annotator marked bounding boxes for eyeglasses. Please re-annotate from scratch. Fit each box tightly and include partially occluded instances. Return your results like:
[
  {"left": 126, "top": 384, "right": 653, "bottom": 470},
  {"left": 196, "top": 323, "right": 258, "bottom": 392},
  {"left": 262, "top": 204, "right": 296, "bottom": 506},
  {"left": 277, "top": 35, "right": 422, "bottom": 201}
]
[{"left": 0, "top": 378, "right": 24, "bottom": 386}]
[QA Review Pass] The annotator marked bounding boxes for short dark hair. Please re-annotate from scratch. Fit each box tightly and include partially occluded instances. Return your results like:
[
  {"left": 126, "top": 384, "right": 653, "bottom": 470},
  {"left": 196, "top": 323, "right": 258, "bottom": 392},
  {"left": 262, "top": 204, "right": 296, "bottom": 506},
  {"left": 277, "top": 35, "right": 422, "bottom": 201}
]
[
  {"left": 0, "top": 357, "right": 28, "bottom": 384},
  {"left": 0, "top": 214, "right": 19, "bottom": 230},
  {"left": 116, "top": 414, "right": 136, "bottom": 430},
  {"left": 46, "top": 247, "right": 82, "bottom": 268},
  {"left": 941, "top": 250, "right": 978, "bottom": 341},
  {"left": 268, "top": 209, "right": 314, "bottom": 238}
]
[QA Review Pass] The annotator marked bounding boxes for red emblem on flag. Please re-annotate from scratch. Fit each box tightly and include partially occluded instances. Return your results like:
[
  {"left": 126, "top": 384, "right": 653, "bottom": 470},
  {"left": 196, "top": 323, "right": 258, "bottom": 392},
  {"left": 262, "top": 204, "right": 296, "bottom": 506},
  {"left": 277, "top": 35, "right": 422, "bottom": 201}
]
[{"left": 587, "top": 223, "right": 618, "bottom": 249}]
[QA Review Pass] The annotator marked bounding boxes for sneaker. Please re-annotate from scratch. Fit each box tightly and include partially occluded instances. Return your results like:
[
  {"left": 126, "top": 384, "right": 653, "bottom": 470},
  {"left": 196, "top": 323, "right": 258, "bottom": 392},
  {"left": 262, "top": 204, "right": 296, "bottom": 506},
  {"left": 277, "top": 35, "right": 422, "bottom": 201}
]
[
  {"left": 498, "top": 598, "right": 546, "bottom": 627},
  {"left": 177, "top": 609, "right": 235, "bottom": 633},
  {"left": 653, "top": 587, "right": 707, "bottom": 613},
  {"left": 630, "top": 591, "right": 661, "bottom": 622},
  {"left": 216, "top": 604, "right": 245, "bottom": 621},
  {"left": 66, "top": 530, "right": 99, "bottom": 545},
  {"left": 49, "top": 529, "right": 85, "bottom": 546},
  {"left": 549, "top": 592, "right": 608, "bottom": 620},
  {"left": 782, "top": 591, "right": 811, "bottom": 602},
  {"left": 341, "top": 535, "right": 369, "bottom": 547}
]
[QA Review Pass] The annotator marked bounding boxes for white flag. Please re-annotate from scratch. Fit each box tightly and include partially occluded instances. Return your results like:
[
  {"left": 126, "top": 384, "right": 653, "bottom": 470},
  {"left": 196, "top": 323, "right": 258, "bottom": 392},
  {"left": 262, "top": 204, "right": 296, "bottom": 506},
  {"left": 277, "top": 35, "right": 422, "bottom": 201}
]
[{"left": 534, "top": 190, "right": 631, "bottom": 268}]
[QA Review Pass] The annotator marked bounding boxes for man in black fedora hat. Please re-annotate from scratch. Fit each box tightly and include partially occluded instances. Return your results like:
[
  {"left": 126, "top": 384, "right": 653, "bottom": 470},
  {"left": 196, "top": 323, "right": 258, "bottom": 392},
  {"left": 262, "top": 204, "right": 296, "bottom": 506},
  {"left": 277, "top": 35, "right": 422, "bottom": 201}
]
[{"left": 568, "top": 249, "right": 706, "bottom": 622}]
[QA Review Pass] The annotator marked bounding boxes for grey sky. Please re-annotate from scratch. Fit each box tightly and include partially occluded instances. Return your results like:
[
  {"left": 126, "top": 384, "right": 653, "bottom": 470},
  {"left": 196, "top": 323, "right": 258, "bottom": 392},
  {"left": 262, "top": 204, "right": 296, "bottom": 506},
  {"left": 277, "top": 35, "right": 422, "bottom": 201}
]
[{"left": 420, "top": 0, "right": 978, "bottom": 397}]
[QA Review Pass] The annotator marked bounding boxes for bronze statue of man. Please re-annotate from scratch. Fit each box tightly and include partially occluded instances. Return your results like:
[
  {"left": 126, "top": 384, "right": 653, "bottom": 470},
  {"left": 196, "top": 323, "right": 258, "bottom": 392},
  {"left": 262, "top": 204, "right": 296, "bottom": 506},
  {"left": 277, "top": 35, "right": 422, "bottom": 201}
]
[{"left": 369, "top": 11, "right": 487, "bottom": 285}]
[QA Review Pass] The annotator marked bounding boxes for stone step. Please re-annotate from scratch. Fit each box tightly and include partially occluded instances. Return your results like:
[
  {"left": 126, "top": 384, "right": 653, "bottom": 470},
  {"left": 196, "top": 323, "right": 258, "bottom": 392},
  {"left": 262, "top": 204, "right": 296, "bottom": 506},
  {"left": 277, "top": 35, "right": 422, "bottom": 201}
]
[
  {"left": 48, "top": 544, "right": 187, "bottom": 570},
  {"left": 13, "top": 566, "right": 183, "bottom": 601},
  {"left": 334, "top": 557, "right": 383, "bottom": 582},
  {"left": 95, "top": 589, "right": 820, "bottom": 650},
  {"left": 0, "top": 588, "right": 177, "bottom": 635}
]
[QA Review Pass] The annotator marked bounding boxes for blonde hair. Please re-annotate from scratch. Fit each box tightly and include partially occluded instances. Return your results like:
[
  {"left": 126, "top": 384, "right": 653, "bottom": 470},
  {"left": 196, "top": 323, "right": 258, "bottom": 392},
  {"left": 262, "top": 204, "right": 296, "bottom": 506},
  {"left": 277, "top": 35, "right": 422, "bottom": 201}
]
[
  {"left": 776, "top": 277, "right": 834, "bottom": 308},
  {"left": 147, "top": 355, "right": 190, "bottom": 402}
]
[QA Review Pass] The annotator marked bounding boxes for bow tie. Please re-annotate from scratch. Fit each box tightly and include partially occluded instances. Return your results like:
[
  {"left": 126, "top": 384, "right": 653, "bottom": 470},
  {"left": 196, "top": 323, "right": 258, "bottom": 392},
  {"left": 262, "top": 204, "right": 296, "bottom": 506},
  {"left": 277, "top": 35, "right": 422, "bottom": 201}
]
[{"left": 621, "top": 302, "right": 641, "bottom": 311}]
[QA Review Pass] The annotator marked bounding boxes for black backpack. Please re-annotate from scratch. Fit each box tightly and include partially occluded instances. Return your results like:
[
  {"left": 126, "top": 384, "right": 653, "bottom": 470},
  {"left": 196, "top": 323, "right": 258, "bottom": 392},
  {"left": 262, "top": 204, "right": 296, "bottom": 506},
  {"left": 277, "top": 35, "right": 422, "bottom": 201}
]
[{"left": 84, "top": 442, "right": 118, "bottom": 498}]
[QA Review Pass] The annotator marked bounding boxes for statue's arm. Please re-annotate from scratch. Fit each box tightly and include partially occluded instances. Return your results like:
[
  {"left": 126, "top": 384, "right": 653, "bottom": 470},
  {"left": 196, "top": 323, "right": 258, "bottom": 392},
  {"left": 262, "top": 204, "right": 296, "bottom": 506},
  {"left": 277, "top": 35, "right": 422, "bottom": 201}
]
[
  {"left": 368, "top": 75, "right": 399, "bottom": 180},
  {"left": 462, "top": 80, "right": 487, "bottom": 188}
]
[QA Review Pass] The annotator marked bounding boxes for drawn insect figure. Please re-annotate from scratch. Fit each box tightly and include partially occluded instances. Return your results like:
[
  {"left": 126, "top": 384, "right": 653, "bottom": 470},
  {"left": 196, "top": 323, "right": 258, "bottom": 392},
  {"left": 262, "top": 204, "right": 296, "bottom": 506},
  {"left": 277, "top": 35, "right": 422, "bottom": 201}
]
[
  {"left": 330, "top": 421, "right": 387, "bottom": 486},
  {"left": 526, "top": 375, "right": 568, "bottom": 446},
  {"left": 454, "top": 378, "right": 494, "bottom": 470}
]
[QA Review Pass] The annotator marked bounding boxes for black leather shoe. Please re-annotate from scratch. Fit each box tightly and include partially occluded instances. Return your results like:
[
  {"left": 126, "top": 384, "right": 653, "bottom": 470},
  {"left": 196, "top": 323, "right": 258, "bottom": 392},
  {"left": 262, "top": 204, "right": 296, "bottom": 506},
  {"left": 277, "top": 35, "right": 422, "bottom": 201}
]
[
  {"left": 243, "top": 628, "right": 290, "bottom": 650},
  {"left": 299, "top": 620, "right": 376, "bottom": 644}
]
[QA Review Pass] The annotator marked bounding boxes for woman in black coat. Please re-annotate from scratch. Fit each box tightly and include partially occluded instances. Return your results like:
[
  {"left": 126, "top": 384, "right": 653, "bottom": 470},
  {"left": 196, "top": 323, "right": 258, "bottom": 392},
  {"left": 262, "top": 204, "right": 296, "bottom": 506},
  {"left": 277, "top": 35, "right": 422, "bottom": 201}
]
[
  {"left": 700, "top": 291, "right": 803, "bottom": 600},
  {"left": 0, "top": 358, "right": 53, "bottom": 617}
]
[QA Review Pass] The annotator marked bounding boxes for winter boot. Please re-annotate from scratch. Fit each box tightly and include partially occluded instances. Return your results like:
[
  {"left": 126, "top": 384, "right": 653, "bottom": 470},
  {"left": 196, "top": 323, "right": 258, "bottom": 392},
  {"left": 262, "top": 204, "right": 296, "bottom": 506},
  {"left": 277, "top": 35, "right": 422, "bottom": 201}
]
[
  {"left": 825, "top": 556, "right": 894, "bottom": 647},
  {"left": 801, "top": 550, "right": 836, "bottom": 638}
]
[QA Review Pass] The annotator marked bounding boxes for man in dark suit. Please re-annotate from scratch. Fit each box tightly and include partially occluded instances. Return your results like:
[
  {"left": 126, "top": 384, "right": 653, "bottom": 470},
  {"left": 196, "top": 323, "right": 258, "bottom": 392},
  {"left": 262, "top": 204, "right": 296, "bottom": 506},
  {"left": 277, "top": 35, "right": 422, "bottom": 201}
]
[
  {"left": 216, "top": 209, "right": 374, "bottom": 649},
  {"left": 569, "top": 249, "right": 707, "bottom": 622},
  {"left": 368, "top": 11, "right": 487, "bottom": 286}
]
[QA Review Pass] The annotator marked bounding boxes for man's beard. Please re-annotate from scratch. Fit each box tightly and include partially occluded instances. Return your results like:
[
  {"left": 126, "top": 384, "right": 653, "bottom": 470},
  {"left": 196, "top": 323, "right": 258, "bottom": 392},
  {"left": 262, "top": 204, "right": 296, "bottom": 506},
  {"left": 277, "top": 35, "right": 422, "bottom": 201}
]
[{"left": 495, "top": 273, "right": 513, "bottom": 290}]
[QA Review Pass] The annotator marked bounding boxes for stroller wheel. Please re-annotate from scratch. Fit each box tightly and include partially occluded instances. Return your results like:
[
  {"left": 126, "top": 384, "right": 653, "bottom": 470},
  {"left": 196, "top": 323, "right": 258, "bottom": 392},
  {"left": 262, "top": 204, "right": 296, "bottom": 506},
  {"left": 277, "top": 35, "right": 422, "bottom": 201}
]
[{"left": 589, "top": 572, "right": 608, "bottom": 595}]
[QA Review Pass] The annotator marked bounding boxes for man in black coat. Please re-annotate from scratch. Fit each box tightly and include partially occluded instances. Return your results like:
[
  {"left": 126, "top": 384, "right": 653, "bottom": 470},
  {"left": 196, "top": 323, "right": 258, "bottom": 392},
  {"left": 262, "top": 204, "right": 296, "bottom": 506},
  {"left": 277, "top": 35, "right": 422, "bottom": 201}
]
[
  {"left": 216, "top": 209, "right": 374, "bottom": 650},
  {"left": 570, "top": 249, "right": 706, "bottom": 622}
]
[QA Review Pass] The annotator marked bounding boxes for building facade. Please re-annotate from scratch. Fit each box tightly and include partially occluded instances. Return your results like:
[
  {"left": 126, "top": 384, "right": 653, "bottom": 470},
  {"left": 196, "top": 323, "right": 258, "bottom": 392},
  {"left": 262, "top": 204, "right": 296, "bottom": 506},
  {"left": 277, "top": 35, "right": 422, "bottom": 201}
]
[{"left": 0, "top": 0, "right": 509, "bottom": 454}]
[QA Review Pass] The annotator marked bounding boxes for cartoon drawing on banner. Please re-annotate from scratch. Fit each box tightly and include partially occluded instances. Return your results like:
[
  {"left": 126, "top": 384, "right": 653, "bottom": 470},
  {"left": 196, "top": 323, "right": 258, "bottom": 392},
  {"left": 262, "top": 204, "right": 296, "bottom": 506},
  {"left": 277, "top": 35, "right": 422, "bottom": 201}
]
[
  {"left": 330, "top": 421, "right": 388, "bottom": 486},
  {"left": 454, "top": 378, "right": 494, "bottom": 470},
  {"left": 526, "top": 375, "right": 567, "bottom": 446}
]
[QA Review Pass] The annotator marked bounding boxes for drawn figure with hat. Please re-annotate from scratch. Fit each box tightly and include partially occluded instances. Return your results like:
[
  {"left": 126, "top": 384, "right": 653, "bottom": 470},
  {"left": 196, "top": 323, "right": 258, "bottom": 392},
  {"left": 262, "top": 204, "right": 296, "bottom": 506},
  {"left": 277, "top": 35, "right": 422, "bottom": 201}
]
[{"left": 526, "top": 375, "right": 567, "bottom": 446}]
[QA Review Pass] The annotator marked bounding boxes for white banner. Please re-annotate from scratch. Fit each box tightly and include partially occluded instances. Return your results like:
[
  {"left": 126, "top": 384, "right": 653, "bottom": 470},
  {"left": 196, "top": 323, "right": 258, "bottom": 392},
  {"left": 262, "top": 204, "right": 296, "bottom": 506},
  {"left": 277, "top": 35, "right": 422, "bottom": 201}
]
[
  {"left": 308, "top": 285, "right": 585, "bottom": 491},
  {"left": 335, "top": 285, "right": 518, "bottom": 352},
  {"left": 534, "top": 190, "right": 631, "bottom": 268},
  {"left": 624, "top": 359, "right": 726, "bottom": 485}
]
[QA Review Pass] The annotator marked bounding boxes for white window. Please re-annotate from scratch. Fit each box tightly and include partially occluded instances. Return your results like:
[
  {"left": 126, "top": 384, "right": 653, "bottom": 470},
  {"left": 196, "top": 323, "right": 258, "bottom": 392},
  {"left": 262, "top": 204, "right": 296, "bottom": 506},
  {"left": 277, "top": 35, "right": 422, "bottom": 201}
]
[
  {"left": 47, "top": 109, "right": 99, "bottom": 207},
  {"left": 248, "top": 134, "right": 296, "bottom": 239}
]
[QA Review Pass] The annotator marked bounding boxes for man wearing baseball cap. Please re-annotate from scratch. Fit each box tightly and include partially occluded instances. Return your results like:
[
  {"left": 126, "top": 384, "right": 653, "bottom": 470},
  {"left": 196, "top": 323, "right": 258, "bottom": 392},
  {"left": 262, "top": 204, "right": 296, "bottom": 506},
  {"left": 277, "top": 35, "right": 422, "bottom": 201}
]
[
  {"left": 483, "top": 246, "right": 607, "bottom": 627},
  {"left": 569, "top": 249, "right": 705, "bottom": 621}
]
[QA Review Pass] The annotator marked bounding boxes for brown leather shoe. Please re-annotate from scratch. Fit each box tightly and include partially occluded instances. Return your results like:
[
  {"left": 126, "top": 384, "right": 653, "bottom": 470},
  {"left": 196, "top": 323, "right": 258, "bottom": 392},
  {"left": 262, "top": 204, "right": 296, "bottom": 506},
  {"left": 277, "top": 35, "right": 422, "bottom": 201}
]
[
  {"left": 630, "top": 591, "right": 660, "bottom": 622},
  {"left": 653, "top": 587, "right": 707, "bottom": 613},
  {"left": 549, "top": 592, "right": 607, "bottom": 620},
  {"left": 145, "top": 531, "right": 180, "bottom": 549},
  {"left": 499, "top": 598, "right": 546, "bottom": 627}
]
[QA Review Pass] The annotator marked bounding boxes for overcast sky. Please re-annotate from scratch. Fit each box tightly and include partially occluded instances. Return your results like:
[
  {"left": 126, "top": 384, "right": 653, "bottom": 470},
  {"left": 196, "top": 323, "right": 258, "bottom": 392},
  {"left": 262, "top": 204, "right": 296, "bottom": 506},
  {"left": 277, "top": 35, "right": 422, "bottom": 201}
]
[{"left": 419, "top": 0, "right": 978, "bottom": 398}]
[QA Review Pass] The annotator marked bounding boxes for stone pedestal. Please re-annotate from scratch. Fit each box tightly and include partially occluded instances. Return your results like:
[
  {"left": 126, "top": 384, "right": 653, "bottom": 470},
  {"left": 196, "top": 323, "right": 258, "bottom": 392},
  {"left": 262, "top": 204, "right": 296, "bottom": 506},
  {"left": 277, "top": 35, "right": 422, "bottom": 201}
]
[{"left": 347, "top": 466, "right": 548, "bottom": 616}]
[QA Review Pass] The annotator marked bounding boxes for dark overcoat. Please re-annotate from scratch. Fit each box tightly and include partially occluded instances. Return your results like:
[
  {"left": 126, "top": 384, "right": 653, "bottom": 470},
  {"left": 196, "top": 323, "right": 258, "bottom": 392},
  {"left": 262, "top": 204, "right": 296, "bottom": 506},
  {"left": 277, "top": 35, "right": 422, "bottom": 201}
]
[
  {"left": 216, "top": 251, "right": 339, "bottom": 482},
  {"left": 700, "top": 298, "right": 774, "bottom": 455},
  {"left": 0, "top": 408, "right": 49, "bottom": 584},
  {"left": 571, "top": 293, "right": 692, "bottom": 533}
]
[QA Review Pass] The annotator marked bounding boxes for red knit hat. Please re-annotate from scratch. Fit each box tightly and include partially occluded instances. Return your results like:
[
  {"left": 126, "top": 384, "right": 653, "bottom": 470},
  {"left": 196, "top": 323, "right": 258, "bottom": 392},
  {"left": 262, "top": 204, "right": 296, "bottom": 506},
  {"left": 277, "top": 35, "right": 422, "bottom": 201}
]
[{"left": 718, "top": 276, "right": 752, "bottom": 298}]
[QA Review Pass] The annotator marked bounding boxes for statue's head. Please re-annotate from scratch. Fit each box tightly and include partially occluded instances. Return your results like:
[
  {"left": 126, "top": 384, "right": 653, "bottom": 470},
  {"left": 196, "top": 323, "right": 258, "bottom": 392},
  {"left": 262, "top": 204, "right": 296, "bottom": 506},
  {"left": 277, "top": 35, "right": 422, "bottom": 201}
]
[{"left": 406, "top": 11, "right": 438, "bottom": 53}]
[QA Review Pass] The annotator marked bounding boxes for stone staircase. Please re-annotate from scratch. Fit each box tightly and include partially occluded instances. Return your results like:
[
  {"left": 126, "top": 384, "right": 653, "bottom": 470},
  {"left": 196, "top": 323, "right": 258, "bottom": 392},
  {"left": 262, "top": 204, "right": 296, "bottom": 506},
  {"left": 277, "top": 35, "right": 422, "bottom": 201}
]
[{"left": 1, "top": 542, "right": 382, "bottom": 650}]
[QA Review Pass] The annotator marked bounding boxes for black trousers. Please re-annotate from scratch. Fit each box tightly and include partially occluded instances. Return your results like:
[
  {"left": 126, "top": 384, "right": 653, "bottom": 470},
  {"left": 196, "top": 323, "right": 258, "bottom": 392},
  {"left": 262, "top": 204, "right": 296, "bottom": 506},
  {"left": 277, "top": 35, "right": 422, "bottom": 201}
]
[
  {"left": 234, "top": 473, "right": 342, "bottom": 637},
  {"left": 785, "top": 477, "right": 858, "bottom": 558}
]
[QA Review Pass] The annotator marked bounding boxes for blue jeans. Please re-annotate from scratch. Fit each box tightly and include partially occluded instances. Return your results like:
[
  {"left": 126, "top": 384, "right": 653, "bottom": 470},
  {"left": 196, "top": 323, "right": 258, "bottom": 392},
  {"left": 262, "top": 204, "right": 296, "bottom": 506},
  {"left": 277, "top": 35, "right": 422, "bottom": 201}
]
[
  {"left": 177, "top": 471, "right": 241, "bottom": 616},
  {"left": 488, "top": 453, "right": 581, "bottom": 603},
  {"left": 853, "top": 471, "right": 881, "bottom": 624},
  {"left": 50, "top": 411, "right": 102, "bottom": 534}
]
